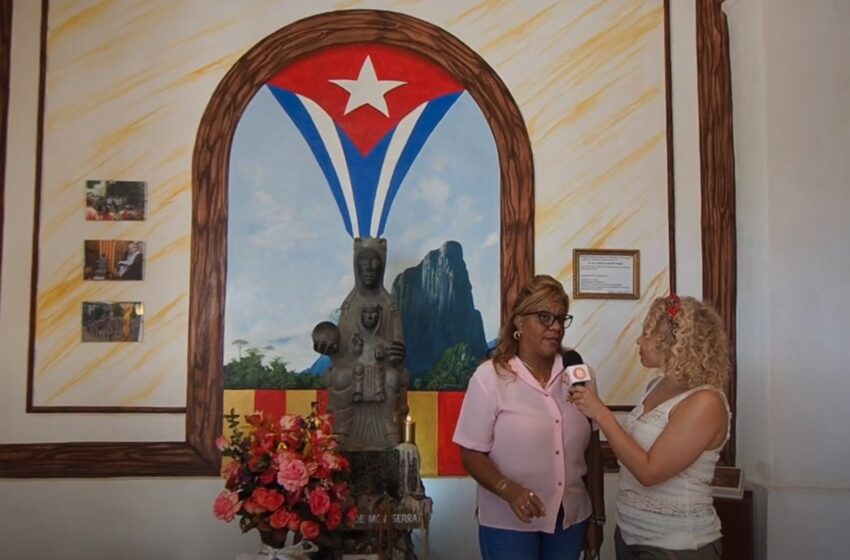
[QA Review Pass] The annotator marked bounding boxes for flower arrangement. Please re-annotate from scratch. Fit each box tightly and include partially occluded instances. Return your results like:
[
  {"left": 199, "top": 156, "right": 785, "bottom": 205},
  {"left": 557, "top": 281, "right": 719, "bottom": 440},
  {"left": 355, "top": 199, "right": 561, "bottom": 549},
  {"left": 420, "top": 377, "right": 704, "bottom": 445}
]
[{"left": 213, "top": 404, "right": 358, "bottom": 549}]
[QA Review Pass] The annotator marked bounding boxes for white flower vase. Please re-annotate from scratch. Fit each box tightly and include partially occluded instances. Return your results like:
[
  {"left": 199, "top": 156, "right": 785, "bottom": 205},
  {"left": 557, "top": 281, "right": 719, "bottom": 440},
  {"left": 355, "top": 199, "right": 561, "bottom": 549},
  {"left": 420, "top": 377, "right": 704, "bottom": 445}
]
[{"left": 236, "top": 539, "right": 318, "bottom": 560}]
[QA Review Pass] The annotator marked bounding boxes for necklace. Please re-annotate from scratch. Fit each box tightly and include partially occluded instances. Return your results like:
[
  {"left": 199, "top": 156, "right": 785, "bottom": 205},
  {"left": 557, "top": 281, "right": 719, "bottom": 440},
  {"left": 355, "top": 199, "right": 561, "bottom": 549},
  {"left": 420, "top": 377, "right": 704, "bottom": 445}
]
[{"left": 519, "top": 358, "right": 550, "bottom": 388}]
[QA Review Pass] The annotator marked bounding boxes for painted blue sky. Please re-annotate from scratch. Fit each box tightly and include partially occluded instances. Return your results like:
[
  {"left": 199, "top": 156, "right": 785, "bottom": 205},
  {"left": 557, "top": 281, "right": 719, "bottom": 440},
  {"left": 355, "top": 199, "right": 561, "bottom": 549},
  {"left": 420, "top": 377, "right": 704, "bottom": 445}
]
[{"left": 224, "top": 87, "right": 500, "bottom": 369}]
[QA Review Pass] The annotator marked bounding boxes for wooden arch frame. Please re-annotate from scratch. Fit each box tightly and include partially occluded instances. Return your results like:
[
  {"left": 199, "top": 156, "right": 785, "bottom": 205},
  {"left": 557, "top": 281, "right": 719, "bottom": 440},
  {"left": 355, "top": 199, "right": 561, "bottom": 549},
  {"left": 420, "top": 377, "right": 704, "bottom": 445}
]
[{"left": 0, "top": 9, "right": 533, "bottom": 476}]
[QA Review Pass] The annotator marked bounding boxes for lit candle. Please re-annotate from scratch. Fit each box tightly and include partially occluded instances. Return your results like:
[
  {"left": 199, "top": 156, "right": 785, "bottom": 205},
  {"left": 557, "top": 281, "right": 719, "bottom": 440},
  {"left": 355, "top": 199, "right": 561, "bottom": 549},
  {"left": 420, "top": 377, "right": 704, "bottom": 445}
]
[{"left": 404, "top": 415, "right": 416, "bottom": 445}]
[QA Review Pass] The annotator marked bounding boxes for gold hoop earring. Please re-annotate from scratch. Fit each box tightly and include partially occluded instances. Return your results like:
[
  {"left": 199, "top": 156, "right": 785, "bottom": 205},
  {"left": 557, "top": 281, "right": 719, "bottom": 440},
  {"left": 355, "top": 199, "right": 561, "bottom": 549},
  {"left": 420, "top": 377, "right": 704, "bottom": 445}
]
[{"left": 513, "top": 330, "right": 521, "bottom": 340}]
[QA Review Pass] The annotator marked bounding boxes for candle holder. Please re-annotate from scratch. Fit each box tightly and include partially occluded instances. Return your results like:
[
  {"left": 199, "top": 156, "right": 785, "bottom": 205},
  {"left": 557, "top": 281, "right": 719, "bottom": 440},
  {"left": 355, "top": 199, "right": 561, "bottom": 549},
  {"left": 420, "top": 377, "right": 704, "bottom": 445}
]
[{"left": 403, "top": 415, "right": 416, "bottom": 445}]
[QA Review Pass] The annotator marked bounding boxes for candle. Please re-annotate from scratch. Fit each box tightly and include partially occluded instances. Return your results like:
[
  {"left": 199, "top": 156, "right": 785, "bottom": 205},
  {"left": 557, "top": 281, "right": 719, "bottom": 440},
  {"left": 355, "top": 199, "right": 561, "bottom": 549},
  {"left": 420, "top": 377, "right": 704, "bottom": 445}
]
[{"left": 404, "top": 415, "right": 416, "bottom": 445}]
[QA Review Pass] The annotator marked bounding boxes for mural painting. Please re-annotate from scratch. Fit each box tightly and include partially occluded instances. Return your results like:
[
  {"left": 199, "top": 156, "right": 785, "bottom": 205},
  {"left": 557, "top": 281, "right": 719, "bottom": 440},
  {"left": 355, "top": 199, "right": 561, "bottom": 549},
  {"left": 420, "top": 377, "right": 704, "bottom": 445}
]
[{"left": 224, "top": 44, "right": 501, "bottom": 472}]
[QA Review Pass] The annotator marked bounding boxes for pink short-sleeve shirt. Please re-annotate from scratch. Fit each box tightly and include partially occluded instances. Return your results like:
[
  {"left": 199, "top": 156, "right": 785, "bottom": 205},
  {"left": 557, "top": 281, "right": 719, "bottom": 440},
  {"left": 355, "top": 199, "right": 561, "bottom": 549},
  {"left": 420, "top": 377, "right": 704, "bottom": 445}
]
[{"left": 452, "top": 355, "right": 593, "bottom": 533}]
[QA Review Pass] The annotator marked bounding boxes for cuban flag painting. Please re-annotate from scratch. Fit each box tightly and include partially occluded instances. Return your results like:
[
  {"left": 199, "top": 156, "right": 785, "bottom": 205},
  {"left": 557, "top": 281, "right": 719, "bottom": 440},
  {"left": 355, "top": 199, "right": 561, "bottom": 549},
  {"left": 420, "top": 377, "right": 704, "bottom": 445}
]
[{"left": 266, "top": 44, "right": 465, "bottom": 238}]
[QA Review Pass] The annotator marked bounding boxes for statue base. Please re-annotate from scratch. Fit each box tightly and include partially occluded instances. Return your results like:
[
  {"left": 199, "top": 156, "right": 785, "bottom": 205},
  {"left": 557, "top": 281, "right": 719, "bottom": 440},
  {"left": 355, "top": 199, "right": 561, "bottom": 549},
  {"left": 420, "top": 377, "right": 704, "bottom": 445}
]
[{"left": 325, "top": 444, "right": 432, "bottom": 560}]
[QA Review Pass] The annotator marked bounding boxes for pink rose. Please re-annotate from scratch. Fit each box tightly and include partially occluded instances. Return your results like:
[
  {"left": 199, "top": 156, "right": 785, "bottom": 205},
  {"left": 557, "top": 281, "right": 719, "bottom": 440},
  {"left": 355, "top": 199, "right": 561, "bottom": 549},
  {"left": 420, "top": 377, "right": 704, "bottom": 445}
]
[
  {"left": 300, "top": 520, "right": 320, "bottom": 540},
  {"left": 270, "top": 507, "right": 296, "bottom": 530},
  {"left": 213, "top": 490, "right": 241, "bottom": 522},
  {"left": 253, "top": 487, "right": 285, "bottom": 511},
  {"left": 215, "top": 436, "right": 229, "bottom": 451},
  {"left": 345, "top": 506, "right": 359, "bottom": 525},
  {"left": 279, "top": 414, "right": 300, "bottom": 432},
  {"left": 286, "top": 512, "right": 301, "bottom": 531},
  {"left": 277, "top": 459, "right": 309, "bottom": 492},
  {"left": 325, "top": 502, "right": 342, "bottom": 530},
  {"left": 308, "top": 487, "right": 331, "bottom": 516}
]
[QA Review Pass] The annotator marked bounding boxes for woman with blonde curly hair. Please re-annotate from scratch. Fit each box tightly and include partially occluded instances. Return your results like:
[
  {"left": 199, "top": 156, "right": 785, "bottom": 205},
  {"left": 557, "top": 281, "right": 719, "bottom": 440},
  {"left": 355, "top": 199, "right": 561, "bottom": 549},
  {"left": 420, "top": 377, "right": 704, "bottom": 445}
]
[{"left": 570, "top": 295, "right": 730, "bottom": 560}]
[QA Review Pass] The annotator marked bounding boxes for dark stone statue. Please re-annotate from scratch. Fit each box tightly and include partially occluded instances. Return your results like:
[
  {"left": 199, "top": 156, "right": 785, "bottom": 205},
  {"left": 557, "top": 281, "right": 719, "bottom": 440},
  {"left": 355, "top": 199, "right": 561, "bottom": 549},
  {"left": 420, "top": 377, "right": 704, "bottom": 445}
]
[{"left": 312, "top": 237, "right": 410, "bottom": 450}]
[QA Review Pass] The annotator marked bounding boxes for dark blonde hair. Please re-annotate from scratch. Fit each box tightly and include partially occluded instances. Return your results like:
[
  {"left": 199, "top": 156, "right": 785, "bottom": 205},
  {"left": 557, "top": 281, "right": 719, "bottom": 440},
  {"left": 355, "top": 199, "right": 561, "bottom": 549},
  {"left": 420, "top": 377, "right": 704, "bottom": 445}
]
[
  {"left": 492, "top": 275, "right": 569, "bottom": 375},
  {"left": 643, "top": 296, "right": 729, "bottom": 389}
]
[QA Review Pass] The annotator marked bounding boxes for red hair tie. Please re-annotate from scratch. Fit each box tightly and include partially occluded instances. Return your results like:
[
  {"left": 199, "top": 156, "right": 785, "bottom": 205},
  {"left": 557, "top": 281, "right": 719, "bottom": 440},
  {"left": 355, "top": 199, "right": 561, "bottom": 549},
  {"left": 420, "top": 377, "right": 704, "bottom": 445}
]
[
  {"left": 665, "top": 295, "right": 681, "bottom": 318},
  {"left": 665, "top": 294, "right": 680, "bottom": 336}
]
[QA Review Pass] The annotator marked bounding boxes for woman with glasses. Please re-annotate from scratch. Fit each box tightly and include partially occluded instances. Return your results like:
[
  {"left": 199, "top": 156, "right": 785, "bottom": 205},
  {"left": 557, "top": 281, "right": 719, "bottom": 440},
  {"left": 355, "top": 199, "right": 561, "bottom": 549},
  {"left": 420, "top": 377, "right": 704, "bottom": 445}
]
[
  {"left": 570, "top": 296, "right": 730, "bottom": 560},
  {"left": 453, "top": 274, "right": 604, "bottom": 560}
]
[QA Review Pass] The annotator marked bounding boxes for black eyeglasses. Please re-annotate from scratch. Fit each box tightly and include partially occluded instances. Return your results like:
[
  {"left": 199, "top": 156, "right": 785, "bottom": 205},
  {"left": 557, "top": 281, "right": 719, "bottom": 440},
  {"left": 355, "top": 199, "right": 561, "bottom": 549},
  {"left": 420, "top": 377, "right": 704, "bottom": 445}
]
[{"left": 523, "top": 311, "right": 573, "bottom": 329}]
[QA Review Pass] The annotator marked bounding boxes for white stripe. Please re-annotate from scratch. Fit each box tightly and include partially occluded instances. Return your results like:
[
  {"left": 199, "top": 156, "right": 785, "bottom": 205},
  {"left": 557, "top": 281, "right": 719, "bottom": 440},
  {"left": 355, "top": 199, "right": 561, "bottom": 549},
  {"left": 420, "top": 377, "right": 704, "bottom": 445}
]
[
  {"left": 299, "top": 95, "right": 360, "bottom": 237},
  {"left": 370, "top": 102, "right": 428, "bottom": 237}
]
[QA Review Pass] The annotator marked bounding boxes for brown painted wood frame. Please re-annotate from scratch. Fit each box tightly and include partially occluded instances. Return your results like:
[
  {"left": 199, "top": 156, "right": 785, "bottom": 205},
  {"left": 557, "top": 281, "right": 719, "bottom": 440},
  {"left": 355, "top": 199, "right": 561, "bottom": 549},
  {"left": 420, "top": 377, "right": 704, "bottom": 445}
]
[
  {"left": 0, "top": 8, "right": 533, "bottom": 476},
  {"left": 696, "top": 0, "right": 737, "bottom": 466},
  {"left": 0, "top": 0, "right": 10, "bottom": 301}
]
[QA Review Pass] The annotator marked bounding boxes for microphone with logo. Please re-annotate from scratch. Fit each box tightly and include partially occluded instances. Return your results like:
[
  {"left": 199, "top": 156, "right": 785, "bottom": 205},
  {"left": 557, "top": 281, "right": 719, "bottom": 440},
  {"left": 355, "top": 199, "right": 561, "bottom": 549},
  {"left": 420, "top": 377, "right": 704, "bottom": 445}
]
[{"left": 562, "top": 350, "right": 591, "bottom": 388}]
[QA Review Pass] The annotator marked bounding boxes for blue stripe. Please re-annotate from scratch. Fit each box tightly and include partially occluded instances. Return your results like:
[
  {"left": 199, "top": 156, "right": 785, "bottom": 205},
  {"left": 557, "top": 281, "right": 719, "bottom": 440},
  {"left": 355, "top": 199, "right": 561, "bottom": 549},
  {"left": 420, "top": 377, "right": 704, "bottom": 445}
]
[
  {"left": 377, "top": 92, "right": 462, "bottom": 235},
  {"left": 266, "top": 85, "right": 353, "bottom": 237},
  {"left": 339, "top": 131, "right": 393, "bottom": 238}
]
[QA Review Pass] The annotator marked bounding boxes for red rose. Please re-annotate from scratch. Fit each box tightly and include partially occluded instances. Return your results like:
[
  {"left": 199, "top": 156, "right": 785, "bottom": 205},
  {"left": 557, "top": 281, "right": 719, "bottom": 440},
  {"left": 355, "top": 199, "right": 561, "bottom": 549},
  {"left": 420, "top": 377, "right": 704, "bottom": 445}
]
[
  {"left": 326, "top": 502, "right": 342, "bottom": 530},
  {"left": 270, "top": 507, "right": 296, "bottom": 530},
  {"left": 345, "top": 506, "right": 359, "bottom": 525},
  {"left": 300, "top": 520, "right": 320, "bottom": 540},
  {"left": 242, "top": 499, "right": 264, "bottom": 515},
  {"left": 253, "top": 487, "right": 284, "bottom": 511},
  {"left": 308, "top": 487, "right": 331, "bottom": 516}
]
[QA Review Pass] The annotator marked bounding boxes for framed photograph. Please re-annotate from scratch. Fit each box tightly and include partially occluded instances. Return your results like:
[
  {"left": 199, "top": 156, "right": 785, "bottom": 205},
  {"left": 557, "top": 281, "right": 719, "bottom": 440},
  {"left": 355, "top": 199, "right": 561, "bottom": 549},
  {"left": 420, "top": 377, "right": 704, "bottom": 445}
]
[
  {"left": 573, "top": 249, "right": 640, "bottom": 299},
  {"left": 81, "top": 301, "right": 144, "bottom": 342},
  {"left": 85, "top": 179, "right": 146, "bottom": 221},
  {"left": 83, "top": 240, "right": 144, "bottom": 281}
]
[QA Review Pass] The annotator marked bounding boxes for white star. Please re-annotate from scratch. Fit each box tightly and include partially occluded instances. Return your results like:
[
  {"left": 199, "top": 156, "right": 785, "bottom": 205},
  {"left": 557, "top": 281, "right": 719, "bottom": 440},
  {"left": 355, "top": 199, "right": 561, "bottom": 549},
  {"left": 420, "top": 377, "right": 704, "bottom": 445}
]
[{"left": 329, "top": 56, "right": 406, "bottom": 117}]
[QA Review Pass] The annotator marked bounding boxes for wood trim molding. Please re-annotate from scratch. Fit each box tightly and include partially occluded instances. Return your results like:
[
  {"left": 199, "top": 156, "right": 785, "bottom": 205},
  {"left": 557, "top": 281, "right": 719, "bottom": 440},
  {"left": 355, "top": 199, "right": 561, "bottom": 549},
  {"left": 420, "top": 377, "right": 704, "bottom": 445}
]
[
  {"left": 0, "top": 0, "right": 11, "bottom": 301},
  {"left": 0, "top": 9, "right": 533, "bottom": 476},
  {"left": 696, "top": 0, "right": 738, "bottom": 466},
  {"left": 664, "top": 0, "right": 677, "bottom": 295}
]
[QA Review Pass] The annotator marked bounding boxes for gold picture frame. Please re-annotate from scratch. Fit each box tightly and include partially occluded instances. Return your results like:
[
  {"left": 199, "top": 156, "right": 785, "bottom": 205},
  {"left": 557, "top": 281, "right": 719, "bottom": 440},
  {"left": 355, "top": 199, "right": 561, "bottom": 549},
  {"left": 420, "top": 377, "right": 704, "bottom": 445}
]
[{"left": 572, "top": 249, "right": 640, "bottom": 300}]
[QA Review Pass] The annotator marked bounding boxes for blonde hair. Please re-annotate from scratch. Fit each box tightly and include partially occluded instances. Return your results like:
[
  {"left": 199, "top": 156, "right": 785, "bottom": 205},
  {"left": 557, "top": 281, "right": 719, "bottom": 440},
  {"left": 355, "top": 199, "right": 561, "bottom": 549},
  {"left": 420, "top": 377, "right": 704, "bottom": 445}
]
[
  {"left": 643, "top": 296, "right": 729, "bottom": 389},
  {"left": 492, "top": 275, "right": 569, "bottom": 376}
]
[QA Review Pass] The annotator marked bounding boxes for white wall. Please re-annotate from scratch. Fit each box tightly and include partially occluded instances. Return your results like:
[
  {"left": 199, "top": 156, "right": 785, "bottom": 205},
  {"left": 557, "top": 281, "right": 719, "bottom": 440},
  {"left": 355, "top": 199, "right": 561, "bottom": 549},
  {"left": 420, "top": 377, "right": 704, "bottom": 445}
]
[{"left": 728, "top": 0, "right": 850, "bottom": 558}]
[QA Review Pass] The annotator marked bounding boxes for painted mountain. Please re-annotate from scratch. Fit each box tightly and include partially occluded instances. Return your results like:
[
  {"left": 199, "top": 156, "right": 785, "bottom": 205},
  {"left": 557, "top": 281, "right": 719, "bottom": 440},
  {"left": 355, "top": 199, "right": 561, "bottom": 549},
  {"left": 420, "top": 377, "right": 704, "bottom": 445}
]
[{"left": 392, "top": 240, "right": 488, "bottom": 389}]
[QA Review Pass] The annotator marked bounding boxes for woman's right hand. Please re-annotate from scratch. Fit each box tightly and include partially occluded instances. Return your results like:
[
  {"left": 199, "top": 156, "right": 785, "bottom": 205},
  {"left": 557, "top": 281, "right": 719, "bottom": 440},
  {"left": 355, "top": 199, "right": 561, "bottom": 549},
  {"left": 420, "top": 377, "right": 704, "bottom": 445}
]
[
  {"left": 503, "top": 482, "right": 546, "bottom": 522},
  {"left": 569, "top": 385, "right": 608, "bottom": 420}
]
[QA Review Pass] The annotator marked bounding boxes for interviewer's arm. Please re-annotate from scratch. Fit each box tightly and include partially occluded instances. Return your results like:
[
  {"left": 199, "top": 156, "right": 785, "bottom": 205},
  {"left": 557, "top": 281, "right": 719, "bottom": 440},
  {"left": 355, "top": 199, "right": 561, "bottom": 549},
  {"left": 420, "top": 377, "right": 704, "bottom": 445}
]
[{"left": 572, "top": 386, "right": 726, "bottom": 486}]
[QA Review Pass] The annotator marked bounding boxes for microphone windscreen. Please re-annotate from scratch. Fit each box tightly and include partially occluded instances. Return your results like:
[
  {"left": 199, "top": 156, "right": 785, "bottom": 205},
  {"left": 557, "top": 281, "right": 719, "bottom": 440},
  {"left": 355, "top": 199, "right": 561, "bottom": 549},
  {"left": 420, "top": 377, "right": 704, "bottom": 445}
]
[{"left": 562, "top": 350, "right": 583, "bottom": 368}]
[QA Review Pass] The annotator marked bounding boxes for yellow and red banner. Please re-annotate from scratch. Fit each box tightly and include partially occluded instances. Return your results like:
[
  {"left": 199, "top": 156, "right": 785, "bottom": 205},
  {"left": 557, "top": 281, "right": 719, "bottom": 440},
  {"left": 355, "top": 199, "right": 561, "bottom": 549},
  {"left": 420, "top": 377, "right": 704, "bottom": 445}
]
[{"left": 223, "top": 389, "right": 467, "bottom": 477}]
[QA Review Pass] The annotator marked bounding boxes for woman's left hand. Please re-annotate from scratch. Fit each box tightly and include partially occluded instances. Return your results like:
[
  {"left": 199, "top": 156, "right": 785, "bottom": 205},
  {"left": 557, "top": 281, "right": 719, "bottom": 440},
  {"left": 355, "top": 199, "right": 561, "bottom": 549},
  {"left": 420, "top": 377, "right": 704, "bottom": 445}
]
[{"left": 569, "top": 385, "right": 606, "bottom": 419}]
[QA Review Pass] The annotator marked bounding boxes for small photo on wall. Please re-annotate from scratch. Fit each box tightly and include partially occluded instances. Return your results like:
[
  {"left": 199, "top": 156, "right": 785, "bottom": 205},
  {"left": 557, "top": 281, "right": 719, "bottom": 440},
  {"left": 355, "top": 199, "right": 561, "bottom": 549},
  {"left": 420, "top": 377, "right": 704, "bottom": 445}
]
[
  {"left": 85, "top": 179, "right": 146, "bottom": 221},
  {"left": 83, "top": 240, "right": 145, "bottom": 281},
  {"left": 82, "top": 301, "right": 144, "bottom": 342}
]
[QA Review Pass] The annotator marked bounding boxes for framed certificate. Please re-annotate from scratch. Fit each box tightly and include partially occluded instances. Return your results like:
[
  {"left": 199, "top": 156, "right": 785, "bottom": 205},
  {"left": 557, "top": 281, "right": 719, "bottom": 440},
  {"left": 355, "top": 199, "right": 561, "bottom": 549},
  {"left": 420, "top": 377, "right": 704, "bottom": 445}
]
[{"left": 573, "top": 249, "right": 640, "bottom": 299}]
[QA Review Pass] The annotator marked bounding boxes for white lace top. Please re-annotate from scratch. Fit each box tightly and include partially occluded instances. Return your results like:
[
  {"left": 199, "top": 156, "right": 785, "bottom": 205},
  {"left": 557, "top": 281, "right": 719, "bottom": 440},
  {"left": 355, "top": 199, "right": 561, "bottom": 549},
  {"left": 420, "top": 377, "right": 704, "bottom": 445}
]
[{"left": 616, "top": 377, "right": 730, "bottom": 550}]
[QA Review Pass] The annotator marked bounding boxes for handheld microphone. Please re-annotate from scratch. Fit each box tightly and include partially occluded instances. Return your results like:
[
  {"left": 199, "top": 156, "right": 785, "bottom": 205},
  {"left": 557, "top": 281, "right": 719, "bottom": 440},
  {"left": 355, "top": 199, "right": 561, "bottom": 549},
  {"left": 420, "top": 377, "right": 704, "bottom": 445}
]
[{"left": 563, "top": 350, "right": 590, "bottom": 386}]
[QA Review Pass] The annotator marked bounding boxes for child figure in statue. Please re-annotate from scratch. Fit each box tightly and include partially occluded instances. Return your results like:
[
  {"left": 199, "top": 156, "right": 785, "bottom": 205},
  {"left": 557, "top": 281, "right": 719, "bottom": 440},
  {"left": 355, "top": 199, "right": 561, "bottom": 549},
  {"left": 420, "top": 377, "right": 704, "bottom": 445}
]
[
  {"left": 352, "top": 304, "right": 387, "bottom": 403},
  {"left": 312, "top": 237, "right": 410, "bottom": 450}
]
